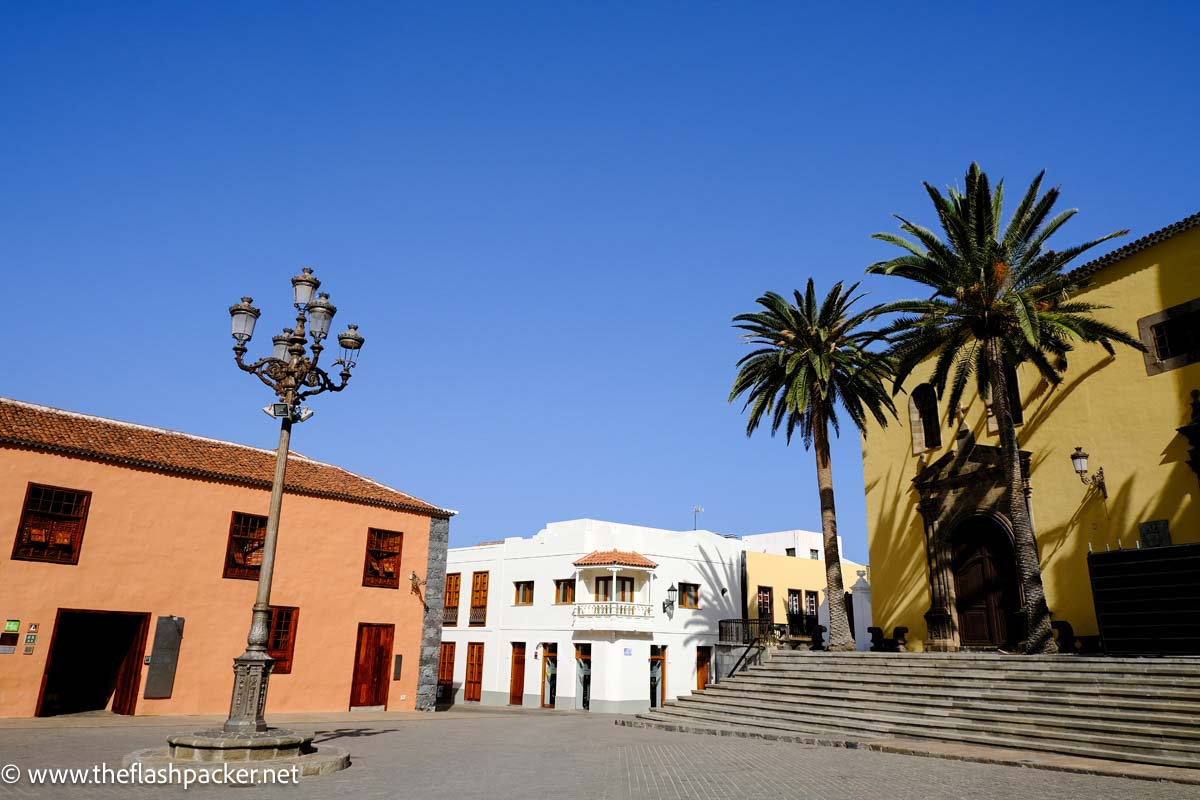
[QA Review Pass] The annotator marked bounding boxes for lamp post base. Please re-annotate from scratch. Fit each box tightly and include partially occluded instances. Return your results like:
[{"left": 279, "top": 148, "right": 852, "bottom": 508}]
[{"left": 223, "top": 650, "right": 273, "bottom": 734}]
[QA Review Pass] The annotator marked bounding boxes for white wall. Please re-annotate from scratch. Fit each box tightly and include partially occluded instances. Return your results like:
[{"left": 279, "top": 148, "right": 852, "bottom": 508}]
[
  {"left": 440, "top": 519, "right": 745, "bottom": 714},
  {"left": 741, "top": 529, "right": 845, "bottom": 560}
]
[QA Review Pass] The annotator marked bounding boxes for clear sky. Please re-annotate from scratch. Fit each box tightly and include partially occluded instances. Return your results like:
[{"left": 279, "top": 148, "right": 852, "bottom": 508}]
[{"left": 3, "top": 3, "right": 1197, "bottom": 563}]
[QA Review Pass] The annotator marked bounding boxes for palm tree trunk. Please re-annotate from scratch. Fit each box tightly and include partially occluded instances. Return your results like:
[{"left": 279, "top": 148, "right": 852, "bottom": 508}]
[
  {"left": 812, "top": 412, "right": 855, "bottom": 651},
  {"left": 984, "top": 339, "right": 1057, "bottom": 654}
]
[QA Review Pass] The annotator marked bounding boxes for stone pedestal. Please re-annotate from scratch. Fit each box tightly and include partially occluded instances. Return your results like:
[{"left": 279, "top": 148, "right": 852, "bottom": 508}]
[{"left": 124, "top": 728, "right": 349, "bottom": 782}]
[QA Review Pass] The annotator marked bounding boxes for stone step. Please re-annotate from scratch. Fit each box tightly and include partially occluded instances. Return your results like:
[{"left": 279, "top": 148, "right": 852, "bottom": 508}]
[
  {"left": 671, "top": 697, "right": 1200, "bottom": 756},
  {"left": 698, "top": 684, "right": 1200, "bottom": 732},
  {"left": 737, "top": 666, "right": 1200, "bottom": 701},
  {"left": 681, "top": 690, "right": 1200, "bottom": 743},
  {"left": 742, "top": 661, "right": 1200, "bottom": 687},
  {"left": 641, "top": 705, "right": 1200, "bottom": 770},
  {"left": 724, "top": 671, "right": 1200, "bottom": 710},
  {"left": 769, "top": 652, "right": 1200, "bottom": 671}
]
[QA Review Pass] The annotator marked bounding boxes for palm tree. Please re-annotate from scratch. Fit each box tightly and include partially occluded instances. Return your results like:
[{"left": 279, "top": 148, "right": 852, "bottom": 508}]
[
  {"left": 868, "top": 163, "right": 1145, "bottom": 654},
  {"left": 730, "top": 279, "right": 896, "bottom": 650}
]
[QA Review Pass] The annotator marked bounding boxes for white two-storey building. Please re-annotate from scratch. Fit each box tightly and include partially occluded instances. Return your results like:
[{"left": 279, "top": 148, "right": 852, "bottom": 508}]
[{"left": 438, "top": 519, "right": 744, "bottom": 714}]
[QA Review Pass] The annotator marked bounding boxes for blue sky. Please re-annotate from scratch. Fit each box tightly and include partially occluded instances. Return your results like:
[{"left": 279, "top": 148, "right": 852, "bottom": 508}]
[{"left": 3, "top": 3, "right": 1197, "bottom": 562}]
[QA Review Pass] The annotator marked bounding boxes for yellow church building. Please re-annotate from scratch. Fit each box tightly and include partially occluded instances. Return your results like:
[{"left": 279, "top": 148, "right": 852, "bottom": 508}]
[{"left": 861, "top": 211, "right": 1200, "bottom": 652}]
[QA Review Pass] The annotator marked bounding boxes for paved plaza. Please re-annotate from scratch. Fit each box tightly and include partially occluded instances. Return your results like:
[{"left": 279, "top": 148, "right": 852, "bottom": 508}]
[{"left": 0, "top": 708, "right": 1196, "bottom": 799}]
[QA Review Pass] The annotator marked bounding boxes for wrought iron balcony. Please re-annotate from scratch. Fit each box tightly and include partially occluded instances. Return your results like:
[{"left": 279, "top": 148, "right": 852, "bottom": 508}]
[{"left": 572, "top": 602, "right": 654, "bottom": 632}]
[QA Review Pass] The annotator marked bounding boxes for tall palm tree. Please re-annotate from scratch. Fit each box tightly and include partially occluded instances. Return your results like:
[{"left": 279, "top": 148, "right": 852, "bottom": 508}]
[
  {"left": 868, "top": 163, "right": 1145, "bottom": 654},
  {"left": 730, "top": 279, "right": 896, "bottom": 650}
]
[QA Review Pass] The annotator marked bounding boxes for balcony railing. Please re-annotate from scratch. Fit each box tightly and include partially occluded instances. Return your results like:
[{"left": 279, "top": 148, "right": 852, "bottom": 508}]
[
  {"left": 469, "top": 605, "right": 487, "bottom": 627},
  {"left": 573, "top": 602, "right": 653, "bottom": 619},
  {"left": 718, "top": 618, "right": 785, "bottom": 645},
  {"left": 443, "top": 606, "right": 459, "bottom": 627}
]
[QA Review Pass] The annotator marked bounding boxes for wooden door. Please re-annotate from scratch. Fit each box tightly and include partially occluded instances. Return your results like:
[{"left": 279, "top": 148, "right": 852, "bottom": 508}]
[
  {"left": 444, "top": 573, "right": 461, "bottom": 626},
  {"left": 695, "top": 646, "right": 711, "bottom": 691},
  {"left": 470, "top": 573, "right": 489, "bottom": 626},
  {"left": 350, "top": 623, "right": 394, "bottom": 708},
  {"left": 649, "top": 645, "right": 666, "bottom": 708},
  {"left": 952, "top": 520, "right": 1018, "bottom": 648},
  {"left": 540, "top": 643, "right": 557, "bottom": 708},
  {"left": 509, "top": 642, "right": 526, "bottom": 705},
  {"left": 465, "top": 642, "right": 484, "bottom": 702},
  {"left": 437, "top": 642, "right": 455, "bottom": 702}
]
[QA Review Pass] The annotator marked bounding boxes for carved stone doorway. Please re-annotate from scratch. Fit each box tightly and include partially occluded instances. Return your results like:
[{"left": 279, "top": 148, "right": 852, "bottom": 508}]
[{"left": 951, "top": 516, "right": 1019, "bottom": 649}]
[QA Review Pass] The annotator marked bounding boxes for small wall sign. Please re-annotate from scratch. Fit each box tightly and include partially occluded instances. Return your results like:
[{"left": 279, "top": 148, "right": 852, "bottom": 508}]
[
  {"left": 3, "top": 620, "right": 18, "bottom": 633},
  {"left": 1139, "top": 519, "right": 1171, "bottom": 548},
  {"left": 623, "top": 647, "right": 632, "bottom": 656},
  {"left": 24, "top": 634, "right": 37, "bottom": 646},
  {"left": 22, "top": 646, "right": 34, "bottom": 655},
  {"left": 27, "top": 623, "right": 38, "bottom": 634}
]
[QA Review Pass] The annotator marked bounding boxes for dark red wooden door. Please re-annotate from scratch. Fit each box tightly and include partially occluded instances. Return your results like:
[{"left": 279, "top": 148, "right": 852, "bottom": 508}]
[
  {"left": 465, "top": 642, "right": 484, "bottom": 702},
  {"left": 509, "top": 642, "right": 525, "bottom": 704},
  {"left": 953, "top": 520, "right": 1018, "bottom": 648},
  {"left": 350, "top": 623, "right": 394, "bottom": 708}
]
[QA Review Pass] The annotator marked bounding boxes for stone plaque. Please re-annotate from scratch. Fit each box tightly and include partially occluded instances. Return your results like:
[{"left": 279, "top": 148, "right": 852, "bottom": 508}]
[{"left": 1139, "top": 519, "right": 1171, "bottom": 548}]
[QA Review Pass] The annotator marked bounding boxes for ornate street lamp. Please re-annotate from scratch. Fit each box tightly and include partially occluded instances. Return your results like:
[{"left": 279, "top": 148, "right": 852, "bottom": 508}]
[
  {"left": 223, "top": 267, "right": 365, "bottom": 735},
  {"left": 1070, "top": 446, "right": 1107, "bottom": 499},
  {"left": 663, "top": 583, "right": 678, "bottom": 614}
]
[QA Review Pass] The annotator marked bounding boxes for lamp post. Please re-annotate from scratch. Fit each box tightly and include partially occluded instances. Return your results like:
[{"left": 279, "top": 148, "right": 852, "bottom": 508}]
[{"left": 223, "top": 267, "right": 365, "bottom": 735}]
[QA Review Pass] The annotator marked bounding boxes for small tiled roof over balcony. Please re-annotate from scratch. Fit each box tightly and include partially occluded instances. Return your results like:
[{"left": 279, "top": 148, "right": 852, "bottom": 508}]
[{"left": 573, "top": 549, "right": 658, "bottom": 569}]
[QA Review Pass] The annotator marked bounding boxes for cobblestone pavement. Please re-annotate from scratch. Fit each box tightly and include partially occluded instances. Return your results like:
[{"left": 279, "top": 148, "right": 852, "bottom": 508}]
[{"left": 1, "top": 709, "right": 1196, "bottom": 799}]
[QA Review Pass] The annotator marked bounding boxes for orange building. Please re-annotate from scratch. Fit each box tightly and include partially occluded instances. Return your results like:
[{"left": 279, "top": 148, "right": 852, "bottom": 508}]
[{"left": 0, "top": 398, "right": 452, "bottom": 718}]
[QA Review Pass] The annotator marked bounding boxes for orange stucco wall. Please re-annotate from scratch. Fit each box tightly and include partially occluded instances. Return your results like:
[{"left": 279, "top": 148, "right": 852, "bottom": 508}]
[{"left": 0, "top": 446, "right": 434, "bottom": 717}]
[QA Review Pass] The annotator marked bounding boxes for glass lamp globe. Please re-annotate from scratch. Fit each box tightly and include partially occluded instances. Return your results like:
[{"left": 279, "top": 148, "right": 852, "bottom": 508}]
[{"left": 229, "top": 297, "right": 260, "bottom": 342}]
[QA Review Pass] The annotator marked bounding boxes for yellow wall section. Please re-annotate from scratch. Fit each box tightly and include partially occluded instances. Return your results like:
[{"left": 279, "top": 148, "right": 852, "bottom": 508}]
[
  {"left": 744, "top": 550, "right": 867, "bottom": 624},
  {"left": 861, "top": 225, "right": 1200, "bottom": 649}
]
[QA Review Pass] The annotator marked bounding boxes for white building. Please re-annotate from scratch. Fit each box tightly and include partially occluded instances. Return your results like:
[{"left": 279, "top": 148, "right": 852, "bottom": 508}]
[
  {"left": 438, "top": 519, "right": 744, "bottom": 714},
  {"left": 740, "top": 528, "right": 844, "bottom": 561}
]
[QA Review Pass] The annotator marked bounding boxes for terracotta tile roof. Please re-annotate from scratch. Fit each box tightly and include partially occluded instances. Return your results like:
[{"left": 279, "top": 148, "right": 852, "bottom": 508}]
[
  {"left": 0, "top": 398, "right": 453, "bottom": 518},
  {"left": 573, "top": 549, "right": 658, "bottom": 569},
  {"left": 1068, "top": 210, "right": 1200, "bottom": 284}
]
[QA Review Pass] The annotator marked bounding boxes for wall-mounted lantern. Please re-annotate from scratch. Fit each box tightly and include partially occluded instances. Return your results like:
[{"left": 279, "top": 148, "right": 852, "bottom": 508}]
[
  {"left": 1071, "top": 447, "right": 1108, "bottom": 499},
  {"left": 663, "top": 584, "right": 678, "bottom": 614}
]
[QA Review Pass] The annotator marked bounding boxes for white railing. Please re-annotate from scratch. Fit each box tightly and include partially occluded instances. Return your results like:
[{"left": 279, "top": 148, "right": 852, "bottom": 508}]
[{"left": 573, "top": 602, "right": 653, "bottom": 618}]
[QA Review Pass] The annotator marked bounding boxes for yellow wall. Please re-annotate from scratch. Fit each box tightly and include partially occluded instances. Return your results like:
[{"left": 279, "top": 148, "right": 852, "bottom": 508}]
[
  {"left": 862, "top": 224, "right": 1200, "bottom": 649},
  {"left": 744, "top": 550, "right": 867, "bottom": 624}
]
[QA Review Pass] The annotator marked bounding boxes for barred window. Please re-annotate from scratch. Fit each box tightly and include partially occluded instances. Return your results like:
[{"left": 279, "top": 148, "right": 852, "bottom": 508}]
[
  {"left": 223, "top": 512, "right": 268, "bottom": 580},
  {"left": 267, "top": 606, "right": 299, "bottom": 674},
  {"left": 11, "top": 484, "right": 92, "bottom": 565},
  {"left": 363, "top": 528, "right": 403, "bottom": 589}
]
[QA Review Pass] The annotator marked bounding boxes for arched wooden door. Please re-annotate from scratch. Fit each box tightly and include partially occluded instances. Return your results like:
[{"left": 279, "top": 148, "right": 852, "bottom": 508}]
[{"left": 951, "top": 517, "right": 1019, "bottom": 648}]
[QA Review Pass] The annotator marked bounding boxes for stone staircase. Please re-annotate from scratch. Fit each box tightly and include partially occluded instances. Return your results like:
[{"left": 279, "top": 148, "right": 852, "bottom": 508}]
[{"left": 633, "top": 650, "right": 1200, "bottom": 769}]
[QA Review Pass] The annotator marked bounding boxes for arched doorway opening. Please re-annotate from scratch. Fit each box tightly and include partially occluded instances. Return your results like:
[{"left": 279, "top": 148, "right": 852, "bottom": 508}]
[{"left": 951, "top": 516, "right": 1020, "bottom": 649}]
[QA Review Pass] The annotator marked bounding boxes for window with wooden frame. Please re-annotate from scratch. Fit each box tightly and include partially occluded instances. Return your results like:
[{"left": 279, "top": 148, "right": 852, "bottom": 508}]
[
  {"left": 267, "top": 606, "right": 299, "bottom": 674},
  {"left": 223, "top": 512, "right": 268, "bottom": 580},
  {"left": 444, "top": 573, "right": 461, "bottom": 626},
  {"left": 757, "top": 586, "right": 774, "bottom": 619},
  {"left": 805, "top": 590, "right": 819, "bottom": 616},
  {"left": 514, "top": 581, "right": 534, "bottom": 605},
  {"left": 11, "top": 483, "right": 92, "bottom": 565},
  {"left": 469, "top": 572, "right": 489, "bottom": 626},
  {"left": 362, "top": 528, "right": 404, "bottom": 588},
  {"left": 595, "top": 576, "right": 612, "bottom": 602},
  {"left": 787, "top": 589, "right": 802, "bottom": 615},
  {"left": 554, "top": 579, "right": 575, "bottom": 604},
  {"left": 617, "top": 576, "right": 635, "bottom": 602},
  {"left": 679, "top": 582, "right": 700, "bottom": 609}
]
